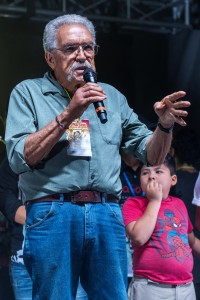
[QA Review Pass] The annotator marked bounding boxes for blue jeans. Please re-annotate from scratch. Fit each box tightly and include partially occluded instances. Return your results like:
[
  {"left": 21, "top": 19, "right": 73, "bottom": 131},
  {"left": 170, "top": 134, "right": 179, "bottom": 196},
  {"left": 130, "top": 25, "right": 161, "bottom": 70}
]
[
  {"left": 10, "top": 261, "right": 32, "bottom": 300},
  {"left": 76, "top": 281, "right": 88, "bottom": 300},
  {"left": 24, "top": 200, "right": 127, "bottom": 300},
  {"left": 10, "top": 261, "right": 87, "bottom": 300}
]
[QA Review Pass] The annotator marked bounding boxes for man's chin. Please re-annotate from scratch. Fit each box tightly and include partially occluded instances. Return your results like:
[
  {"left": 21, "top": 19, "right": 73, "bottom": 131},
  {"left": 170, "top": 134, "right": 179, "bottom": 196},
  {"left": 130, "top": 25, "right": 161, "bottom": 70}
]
[
  {"left": 73, "top": 74, "right": 85, "bottom": 84},
  {"left": 67, "top": 77, "right": 85, "bottom": 89}
]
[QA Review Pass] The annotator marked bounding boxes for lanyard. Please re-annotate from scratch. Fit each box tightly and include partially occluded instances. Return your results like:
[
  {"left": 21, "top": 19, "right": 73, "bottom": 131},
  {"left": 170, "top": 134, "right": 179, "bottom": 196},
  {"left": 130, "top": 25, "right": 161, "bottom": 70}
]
[
  {"left": 64, "top": 88, "right": 71, "bottom": 100},
  {"left": 122, "top": 171, "right": 136, "bottom": 197},
  {"left": 122, "top": 171, "right": 145, "bottom": 197}
]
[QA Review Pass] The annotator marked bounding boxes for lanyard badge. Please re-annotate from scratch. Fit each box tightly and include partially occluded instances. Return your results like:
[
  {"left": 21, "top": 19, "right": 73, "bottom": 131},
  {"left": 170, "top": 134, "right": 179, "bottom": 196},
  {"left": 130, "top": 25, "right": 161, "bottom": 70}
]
[{"left": 66, "top": 119, "right": 92, "bottom": 157}]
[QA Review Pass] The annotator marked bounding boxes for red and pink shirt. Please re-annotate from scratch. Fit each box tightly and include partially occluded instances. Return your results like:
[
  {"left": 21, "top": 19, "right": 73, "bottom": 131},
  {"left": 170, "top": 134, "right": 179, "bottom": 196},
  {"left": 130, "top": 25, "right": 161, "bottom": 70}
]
[{"left": 122, "top": 195, "right": 194, "bottom": 284}]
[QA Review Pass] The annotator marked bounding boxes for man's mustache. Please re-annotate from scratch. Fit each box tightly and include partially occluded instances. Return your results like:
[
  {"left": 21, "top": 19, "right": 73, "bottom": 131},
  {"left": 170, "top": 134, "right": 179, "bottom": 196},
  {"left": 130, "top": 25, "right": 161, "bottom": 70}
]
[
  {"left": 67, "top": 61, "right": 93, "bottom": 82},
  {"left": 70, "top": 61, "right": 92, "bottom": 73}
]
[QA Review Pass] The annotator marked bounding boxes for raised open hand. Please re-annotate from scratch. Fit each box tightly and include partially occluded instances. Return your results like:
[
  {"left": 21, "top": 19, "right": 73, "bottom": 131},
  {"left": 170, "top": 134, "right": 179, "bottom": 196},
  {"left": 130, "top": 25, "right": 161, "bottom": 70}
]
[{"left": 154, "top": 91, "right": 191, "bottom": 127}]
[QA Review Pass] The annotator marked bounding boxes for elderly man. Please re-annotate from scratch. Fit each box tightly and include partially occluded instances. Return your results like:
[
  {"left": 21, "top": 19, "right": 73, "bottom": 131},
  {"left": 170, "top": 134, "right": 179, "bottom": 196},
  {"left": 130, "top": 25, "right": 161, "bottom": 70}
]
[{"left": 6, "top": 14, "right": 190, "bottom": 300}]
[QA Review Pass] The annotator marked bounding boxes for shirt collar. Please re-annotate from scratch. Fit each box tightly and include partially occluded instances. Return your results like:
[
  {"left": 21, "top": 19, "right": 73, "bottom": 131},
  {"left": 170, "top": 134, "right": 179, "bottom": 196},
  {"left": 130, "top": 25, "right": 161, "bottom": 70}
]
[{"left": 41, "top": 71, "right": 67, "bottom": 98}]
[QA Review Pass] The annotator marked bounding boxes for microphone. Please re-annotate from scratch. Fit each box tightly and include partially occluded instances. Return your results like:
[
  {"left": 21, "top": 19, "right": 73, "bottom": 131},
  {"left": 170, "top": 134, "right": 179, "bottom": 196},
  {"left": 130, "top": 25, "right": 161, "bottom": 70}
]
[{"left": 83, "top": 68, "right": 107, "bottom": 124}]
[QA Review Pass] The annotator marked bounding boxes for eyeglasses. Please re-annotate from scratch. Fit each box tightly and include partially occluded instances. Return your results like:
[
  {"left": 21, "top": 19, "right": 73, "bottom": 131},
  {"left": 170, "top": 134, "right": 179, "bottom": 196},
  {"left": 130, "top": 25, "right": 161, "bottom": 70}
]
[{"left": 55, "top": 43, "right": 99, "bottom": 56}]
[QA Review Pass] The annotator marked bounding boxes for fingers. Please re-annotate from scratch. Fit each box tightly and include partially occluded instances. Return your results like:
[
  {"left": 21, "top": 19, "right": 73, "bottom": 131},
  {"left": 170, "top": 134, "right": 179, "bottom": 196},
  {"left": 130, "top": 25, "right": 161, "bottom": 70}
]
[
  {"left": 164, "top": 98, "right": 191, "bottom": 109},
  {"left": 148, "top": 180, "right": 161, "bottom": 189},
  {"left": 70, "top": 83, "right": 107, "bottom": 119},
  {"left": 161, "top": 91, "right": 186, "bottom": 104},
  {"left": 83, "top": 82, "right": 106, "bottom": 95},
  {"left": 164, "top": 98, "right": 190, "bottom": 126},
  {"left": 173, "top": 114, "right": 187, "bottom": 126},
  {"left": 146, "top": 181, "right": 162, "bottom": 202},
  {"left": 155, "top": 91, "right": 191, "bottom": 127},
  {"left": 147, "top": 180, "right": 161, "bottom": 193},
  {"left": 82, "top": 83, "right": 107, "bottom": 102}
]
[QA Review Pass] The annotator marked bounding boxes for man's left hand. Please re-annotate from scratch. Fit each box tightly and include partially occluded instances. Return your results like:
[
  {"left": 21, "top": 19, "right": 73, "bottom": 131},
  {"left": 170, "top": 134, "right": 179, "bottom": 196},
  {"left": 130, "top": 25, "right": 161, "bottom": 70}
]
[{"left": 153, "top": 91, "right": 191, "bottom": 127}]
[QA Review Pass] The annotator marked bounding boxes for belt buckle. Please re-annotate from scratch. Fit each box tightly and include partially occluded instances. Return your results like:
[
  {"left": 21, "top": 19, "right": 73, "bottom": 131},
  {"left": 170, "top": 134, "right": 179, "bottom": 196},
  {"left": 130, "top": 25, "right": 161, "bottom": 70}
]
[
  {"left": 94, "top": 191, "right": 101, "bottom": 202},
  {"left": 71, "top": 191, "right": 101, "bottom": 203}
]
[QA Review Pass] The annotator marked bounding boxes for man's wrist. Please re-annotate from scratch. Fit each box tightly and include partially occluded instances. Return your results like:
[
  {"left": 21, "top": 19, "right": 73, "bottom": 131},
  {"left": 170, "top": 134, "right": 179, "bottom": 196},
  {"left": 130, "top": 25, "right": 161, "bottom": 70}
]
[
  {"left": 55, "top": 115, "right": 69, "bottom": 130},
  {"left": 157, "top": 122, "right": 174, "bottom": 134}
]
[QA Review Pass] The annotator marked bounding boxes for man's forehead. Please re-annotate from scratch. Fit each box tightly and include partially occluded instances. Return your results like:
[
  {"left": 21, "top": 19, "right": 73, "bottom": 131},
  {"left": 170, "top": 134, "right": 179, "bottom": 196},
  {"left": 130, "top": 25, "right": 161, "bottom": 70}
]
[{"left": 57, "top": 24, "right": 92, "bottom": 42}]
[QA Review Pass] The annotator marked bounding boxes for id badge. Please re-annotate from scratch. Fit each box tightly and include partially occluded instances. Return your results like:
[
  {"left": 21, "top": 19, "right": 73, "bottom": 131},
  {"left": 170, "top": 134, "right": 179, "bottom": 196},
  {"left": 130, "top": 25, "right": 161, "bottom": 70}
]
[{"left": 66, "top": 119, "right": 92, "bottom": 157}]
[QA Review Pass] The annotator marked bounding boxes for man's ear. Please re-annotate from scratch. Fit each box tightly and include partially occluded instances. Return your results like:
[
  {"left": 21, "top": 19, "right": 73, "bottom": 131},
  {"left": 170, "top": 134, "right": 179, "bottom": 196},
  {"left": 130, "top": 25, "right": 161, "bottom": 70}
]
[
  {"left": 171, "top": 174, "right": 177, "bottom": 186},
  {"left": 45, "top": 51, "right": 55, "bottom": 70}
]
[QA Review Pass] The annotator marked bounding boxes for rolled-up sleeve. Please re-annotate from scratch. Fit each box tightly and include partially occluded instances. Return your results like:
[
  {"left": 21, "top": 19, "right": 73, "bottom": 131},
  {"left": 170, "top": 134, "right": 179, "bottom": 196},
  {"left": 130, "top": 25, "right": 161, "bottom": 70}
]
[{"left": 5, "top": 83, "right": 36, "bottom": 174}]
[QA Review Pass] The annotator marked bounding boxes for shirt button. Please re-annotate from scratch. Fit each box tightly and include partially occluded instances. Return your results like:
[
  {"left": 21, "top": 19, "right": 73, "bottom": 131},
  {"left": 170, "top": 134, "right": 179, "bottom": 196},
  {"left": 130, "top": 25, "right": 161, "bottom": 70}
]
[{"left": 91, "top": 175, "right": 95, "bottom": 180}]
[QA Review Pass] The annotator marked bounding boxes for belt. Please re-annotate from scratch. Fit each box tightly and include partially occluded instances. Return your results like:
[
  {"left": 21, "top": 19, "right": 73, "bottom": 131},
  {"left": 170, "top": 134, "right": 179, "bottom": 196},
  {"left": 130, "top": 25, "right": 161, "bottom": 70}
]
[
  {"left": 27, "top": 191, "right": 119, "bottom": 205},
  {"left": 134, "top": 277, "right": 192, "bottom": 289}
]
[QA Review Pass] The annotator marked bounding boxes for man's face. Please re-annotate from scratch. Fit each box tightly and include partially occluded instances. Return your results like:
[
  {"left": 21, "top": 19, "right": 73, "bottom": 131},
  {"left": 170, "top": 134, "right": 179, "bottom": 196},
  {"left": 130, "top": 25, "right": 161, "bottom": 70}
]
[{"left": 45, "top": 24, "right": 96, "bottom": 92}]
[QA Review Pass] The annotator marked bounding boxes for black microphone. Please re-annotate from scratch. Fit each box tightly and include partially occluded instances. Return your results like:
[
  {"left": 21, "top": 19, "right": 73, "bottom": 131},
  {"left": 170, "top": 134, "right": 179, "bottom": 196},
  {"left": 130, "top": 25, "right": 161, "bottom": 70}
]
[{"left": 83, "top": 68, "right": 107, "bottom": 124}]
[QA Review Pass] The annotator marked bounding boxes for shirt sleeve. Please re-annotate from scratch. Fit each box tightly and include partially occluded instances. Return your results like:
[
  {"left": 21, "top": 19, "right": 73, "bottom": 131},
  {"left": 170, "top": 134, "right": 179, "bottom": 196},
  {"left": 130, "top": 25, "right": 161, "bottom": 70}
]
[
  {"left": 5, "top": 82, "right": 36, "bottom": 174},
  {"left": 122, "top": 196, "right": 145, "bottom": 226},
  {"left": 188, "top": 215, "right": 193, "bottom": 233},
  {"left": 0, "top": 155, "right": 22, "bottom": 223},
  {"left": 101, "top": 83, "right": 153, "bottom": 165},
  {"left": 120, "top": 102, "right": 153, "bottom": 165},
  {"left": 192, "top": 172, "right": 200, "bottom": 206}
]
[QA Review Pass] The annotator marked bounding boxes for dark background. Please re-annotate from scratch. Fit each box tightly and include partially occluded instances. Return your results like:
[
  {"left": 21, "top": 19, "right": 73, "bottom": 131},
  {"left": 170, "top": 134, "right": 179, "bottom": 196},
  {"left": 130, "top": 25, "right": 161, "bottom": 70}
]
[
  {"left": 0, "top": 6, "right": 200, "bottom": 299},
  {"left": 1, "top": 16, "right": 200, "bottom": 151}
]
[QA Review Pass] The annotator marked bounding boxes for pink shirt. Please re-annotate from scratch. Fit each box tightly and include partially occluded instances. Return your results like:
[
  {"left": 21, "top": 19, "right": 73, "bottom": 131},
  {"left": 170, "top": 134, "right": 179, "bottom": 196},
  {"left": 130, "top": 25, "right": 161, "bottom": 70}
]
[{"left": 122, "top": 196, "right": 194, "bottom": 284}]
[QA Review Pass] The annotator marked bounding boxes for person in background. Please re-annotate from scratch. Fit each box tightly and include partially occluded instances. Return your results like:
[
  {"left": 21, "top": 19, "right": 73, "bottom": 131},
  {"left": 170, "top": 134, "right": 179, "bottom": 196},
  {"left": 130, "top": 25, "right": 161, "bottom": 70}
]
[
  {"left": 5, "top": 13, "right": 190, "bottom": 300},
  {"left": 120, "top": 150, "right": 143, "bottom": 205},
  {"left": 193, "top": 173, "right": 200, "bottom": 230},
  {"left": 0, "top": 214, "right": 14, "bottom": 300},
  {"left": 0, "top": 150, "right": 29, "bottom": 300},
  {"left": 0, "top": 151, "right": 88, "bottom": 300},
  {"left": 192, "top": 165, "right": 200, "bottom": 298},
  {"left": 120, "top": 150, "right": 143, "bottom": 281},
  {"left": 123, "top": 154, "right": 200, "bottom": 300},
  {"left": 171, "top": 126, "right": 200, "bottom": 299}
]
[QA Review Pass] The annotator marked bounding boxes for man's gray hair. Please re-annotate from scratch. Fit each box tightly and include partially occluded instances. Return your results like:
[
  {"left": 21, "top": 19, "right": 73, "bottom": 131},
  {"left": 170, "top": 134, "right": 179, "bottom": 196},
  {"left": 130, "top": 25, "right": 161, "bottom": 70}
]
[{"left": 43, "top": 14, "right": 96, "bottom": 52}]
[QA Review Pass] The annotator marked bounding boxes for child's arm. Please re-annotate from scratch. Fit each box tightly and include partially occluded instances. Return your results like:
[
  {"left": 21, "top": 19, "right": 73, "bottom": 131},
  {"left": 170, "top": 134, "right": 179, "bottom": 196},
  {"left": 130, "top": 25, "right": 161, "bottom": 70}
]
[
  {"left": 188, "top": 231, "right": 200, "bottom": 258},
  {"left": 125, "top": 180, "right": 162, "bottom": 246}
]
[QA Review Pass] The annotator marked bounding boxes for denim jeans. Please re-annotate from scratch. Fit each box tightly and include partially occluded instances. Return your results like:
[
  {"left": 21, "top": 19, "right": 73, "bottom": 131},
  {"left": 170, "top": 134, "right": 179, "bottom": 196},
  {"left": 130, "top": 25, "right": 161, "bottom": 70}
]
[
  {"left": 76, "top": 281, "right": 88, "bottom": 300},
  {"left": 10, "top": 260, "right": 87, "bottom": 300},
  {"left": 10, "top": 261, "right": 32, "bottom": 300},
  {"left": 24, "top": 199, "right": 127, "bottom": 300}
]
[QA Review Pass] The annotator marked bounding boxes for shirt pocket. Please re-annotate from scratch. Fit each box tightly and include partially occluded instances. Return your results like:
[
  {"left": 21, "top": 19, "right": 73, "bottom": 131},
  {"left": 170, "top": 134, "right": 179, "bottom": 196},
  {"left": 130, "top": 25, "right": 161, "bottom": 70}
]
[{"left": 98, "top": 110, "right": 122, "bottom": 145}]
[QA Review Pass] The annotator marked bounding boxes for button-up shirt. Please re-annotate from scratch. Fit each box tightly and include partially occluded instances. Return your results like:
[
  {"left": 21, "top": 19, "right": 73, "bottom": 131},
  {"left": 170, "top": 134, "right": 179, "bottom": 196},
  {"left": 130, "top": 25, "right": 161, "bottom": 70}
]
[{"left": 6, "top": 72, "right": 152, "bottom": 201}]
